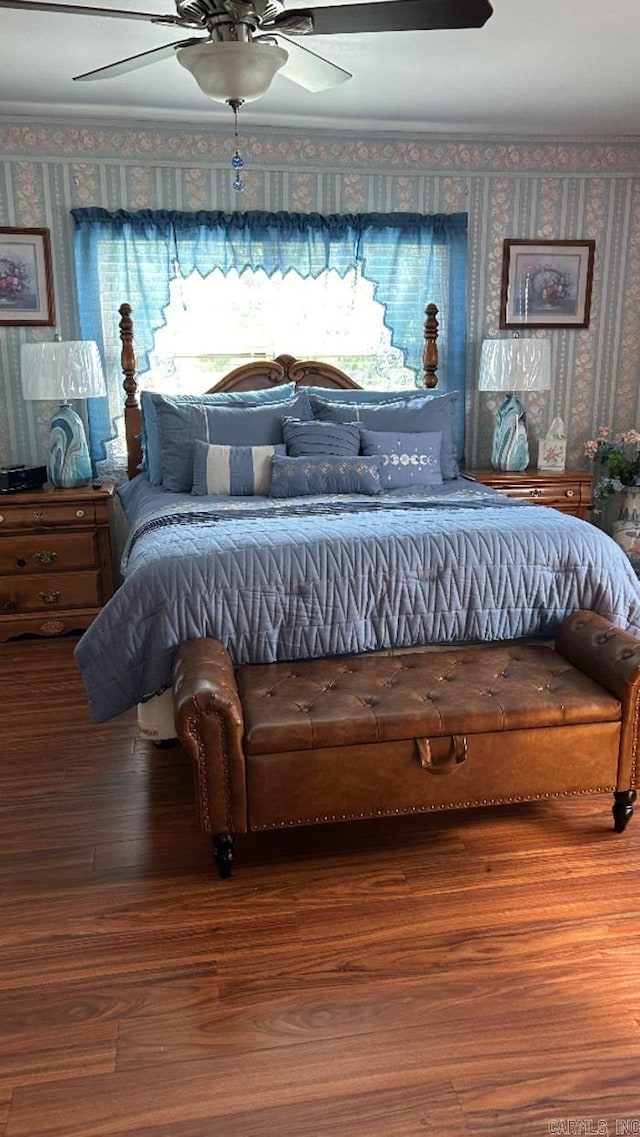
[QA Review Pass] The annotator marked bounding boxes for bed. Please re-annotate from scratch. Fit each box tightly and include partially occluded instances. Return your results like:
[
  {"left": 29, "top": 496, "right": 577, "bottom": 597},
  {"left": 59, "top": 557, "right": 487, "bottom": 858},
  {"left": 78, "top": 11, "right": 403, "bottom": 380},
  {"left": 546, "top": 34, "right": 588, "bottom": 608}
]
[{"left": 74, "top": 303, "right": 640, "bottom": 729}]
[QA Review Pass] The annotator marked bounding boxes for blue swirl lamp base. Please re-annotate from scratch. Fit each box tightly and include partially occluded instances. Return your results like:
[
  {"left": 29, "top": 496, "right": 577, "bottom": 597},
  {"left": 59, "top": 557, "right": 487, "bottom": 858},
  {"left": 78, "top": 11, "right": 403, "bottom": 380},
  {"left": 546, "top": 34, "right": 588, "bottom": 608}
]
[
  {"left": 49, "top": 404, "right": 92, "bottom": 489},
  {"left": 490, "top": 393, "right": 530, "bottom": 472}
]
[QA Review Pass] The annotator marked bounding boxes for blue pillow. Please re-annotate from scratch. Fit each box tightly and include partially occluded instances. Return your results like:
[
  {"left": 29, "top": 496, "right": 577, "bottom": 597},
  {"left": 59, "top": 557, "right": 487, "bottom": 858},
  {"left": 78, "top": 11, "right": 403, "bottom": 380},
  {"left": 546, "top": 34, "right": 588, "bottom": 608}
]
[
  {"left": 155, "top": 390, "right": 309, "bottom": 492},
  {"left": 359, "top": 428, "right": 443, "bottom": 490},
  {"left": 282, "top": 418, "right": 361, "bottom": 457},
  {"left": 270, "top": 455, "right": 382, "bottom": 498},
  {"left": 303, "top": 385, "right": 426, "bottom": 403},
  {"left": 140, "top": 382, "right": 299, "bottom": 487},
  {"left": 134, "top": 432, "right": 146, "bottom": 473},
  {"left": 309, "top": 390, "right": 459, "bottom": 480},
  {"left": 192, "top": 440, "right": 285, "bottom": 496}
]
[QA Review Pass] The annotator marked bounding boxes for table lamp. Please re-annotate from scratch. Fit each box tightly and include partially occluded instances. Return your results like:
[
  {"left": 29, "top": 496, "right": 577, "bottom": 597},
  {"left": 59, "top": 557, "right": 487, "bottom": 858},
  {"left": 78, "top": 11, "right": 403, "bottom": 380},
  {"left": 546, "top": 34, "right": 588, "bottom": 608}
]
[
  {"left": 20, "top": 340, "right": 106, "bottom": 489},
  {"left": 478, "top": 337, "right": 551, "bottom": 471}
]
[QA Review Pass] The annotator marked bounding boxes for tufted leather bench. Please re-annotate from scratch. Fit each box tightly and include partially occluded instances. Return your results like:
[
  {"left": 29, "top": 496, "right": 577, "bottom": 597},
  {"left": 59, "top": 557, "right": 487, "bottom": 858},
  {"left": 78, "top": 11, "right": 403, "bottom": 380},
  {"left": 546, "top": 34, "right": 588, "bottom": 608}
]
[{"left": 173, "top": 610, "right": 640, "bottom": 877}]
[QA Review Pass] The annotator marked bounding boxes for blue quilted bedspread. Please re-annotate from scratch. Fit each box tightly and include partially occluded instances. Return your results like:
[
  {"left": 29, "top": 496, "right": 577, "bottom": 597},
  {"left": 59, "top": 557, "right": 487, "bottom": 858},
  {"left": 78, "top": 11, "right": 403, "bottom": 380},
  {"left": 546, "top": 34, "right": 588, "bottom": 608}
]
[{"left": 75, "top": 479, "right": 640, "bottom": 721}]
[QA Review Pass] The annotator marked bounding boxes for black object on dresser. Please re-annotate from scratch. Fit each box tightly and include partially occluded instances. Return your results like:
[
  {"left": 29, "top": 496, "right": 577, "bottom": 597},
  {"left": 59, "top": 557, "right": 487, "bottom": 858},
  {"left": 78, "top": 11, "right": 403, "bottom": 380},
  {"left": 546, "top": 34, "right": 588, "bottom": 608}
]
[{"left": 0, "top": 465, "right": 48, "bottom": 493}]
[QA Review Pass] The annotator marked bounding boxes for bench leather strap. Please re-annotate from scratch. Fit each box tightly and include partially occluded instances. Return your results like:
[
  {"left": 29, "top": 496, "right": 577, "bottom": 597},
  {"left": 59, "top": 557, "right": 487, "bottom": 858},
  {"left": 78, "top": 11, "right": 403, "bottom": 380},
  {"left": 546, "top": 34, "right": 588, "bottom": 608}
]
[{"left": 416, "top": 735, "right": 468, "bottom": 774}]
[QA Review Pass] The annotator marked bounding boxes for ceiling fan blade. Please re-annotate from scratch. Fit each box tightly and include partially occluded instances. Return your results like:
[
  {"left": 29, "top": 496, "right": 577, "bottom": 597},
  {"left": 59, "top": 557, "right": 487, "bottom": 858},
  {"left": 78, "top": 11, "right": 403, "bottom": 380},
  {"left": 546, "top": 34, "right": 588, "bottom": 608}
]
[
  {"left": 0, "top": 0, "right": 181, "bottom": 23},
  {"left": 73, "top": 37, "right": 202, "bottom": 80},
  {"left": 270, "top": 0, "right": 493, "bottom": 36},
  {"left": 268, "top": 34, "right": 351, "bottom": 92}
]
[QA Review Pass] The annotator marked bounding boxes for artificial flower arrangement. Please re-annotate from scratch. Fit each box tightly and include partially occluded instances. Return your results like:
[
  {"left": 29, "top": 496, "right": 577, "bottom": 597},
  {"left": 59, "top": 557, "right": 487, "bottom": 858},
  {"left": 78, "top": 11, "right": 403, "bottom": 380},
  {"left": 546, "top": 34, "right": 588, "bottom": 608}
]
[
  {"left": 0, "top": 256, "right": 29, "bottom": 301},
  {"left": 584, "top": 426, "right": 640, "bottom": 500}
]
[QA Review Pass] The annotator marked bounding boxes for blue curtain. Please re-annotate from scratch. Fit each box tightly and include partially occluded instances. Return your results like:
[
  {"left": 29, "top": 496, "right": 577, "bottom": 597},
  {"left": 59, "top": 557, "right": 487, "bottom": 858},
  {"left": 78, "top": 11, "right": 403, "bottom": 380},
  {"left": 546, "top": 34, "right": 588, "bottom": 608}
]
[{"left": 72, "top": 207, "right": 467, "bottom": 464}]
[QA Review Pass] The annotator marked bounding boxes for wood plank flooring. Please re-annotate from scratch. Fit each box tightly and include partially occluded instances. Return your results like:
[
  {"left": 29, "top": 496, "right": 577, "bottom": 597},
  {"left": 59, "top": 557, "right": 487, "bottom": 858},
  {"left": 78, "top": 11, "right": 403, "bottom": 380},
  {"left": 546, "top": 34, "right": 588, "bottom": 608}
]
[{"left": 2, "top": 635, "right": 640, "bottom": 1135}]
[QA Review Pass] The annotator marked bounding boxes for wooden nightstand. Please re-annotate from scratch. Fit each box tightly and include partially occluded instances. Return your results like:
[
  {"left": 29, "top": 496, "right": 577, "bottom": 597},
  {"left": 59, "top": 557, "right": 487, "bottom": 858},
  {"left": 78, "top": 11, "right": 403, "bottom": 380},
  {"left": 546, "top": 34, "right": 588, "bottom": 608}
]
[
  {"left": 0, "top": 481, "right": 115, "bottom": 641},
  {"left": 467, "top": 469, "right": 594, "bottom": 520}
]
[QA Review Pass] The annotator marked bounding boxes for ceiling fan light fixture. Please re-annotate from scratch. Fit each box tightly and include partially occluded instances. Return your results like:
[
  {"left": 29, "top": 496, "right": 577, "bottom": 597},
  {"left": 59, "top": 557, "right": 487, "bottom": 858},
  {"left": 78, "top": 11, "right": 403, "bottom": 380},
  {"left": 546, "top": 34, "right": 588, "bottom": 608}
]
[{"left": 177, "top": 40, "right": 289, "bottom": 103}]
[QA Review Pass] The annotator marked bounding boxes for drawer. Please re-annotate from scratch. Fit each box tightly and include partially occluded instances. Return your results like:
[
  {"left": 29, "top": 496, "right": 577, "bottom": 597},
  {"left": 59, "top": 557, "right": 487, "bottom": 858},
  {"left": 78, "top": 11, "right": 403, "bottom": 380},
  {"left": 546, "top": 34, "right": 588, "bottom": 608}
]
[
  {"left": 0, "top": 501, "right": 96, "bottom": 530},
  {"left": 0, "top": 532, "right": 97, "bottom": 575},
  {"left": 496, "top": 482, "right": 585, "bottom": 509},
  {"left": 0, "top": 571, "right": 101, "bottom": 614}
]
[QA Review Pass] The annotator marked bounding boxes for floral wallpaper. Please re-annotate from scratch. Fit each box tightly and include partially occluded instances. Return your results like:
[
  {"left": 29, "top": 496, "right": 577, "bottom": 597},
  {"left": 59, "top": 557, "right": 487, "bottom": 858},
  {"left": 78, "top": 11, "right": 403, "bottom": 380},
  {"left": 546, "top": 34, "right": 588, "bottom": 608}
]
[{"left": 1, "top": 113, "right": 640, "bottom": 475}]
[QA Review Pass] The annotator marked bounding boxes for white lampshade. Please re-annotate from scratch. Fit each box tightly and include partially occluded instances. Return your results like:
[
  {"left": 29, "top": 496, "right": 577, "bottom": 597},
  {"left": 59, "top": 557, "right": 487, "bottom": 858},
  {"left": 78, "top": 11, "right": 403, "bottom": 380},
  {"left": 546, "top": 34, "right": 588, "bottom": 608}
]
[
  {"left": 478, "top": 338, "right": 551, "bottom": 393},
  {"left": 21, "top": 340, "right": 106, "bottom": 402},
  {"left": 177, "top": 41, "right": 289, "bottom": 103}
]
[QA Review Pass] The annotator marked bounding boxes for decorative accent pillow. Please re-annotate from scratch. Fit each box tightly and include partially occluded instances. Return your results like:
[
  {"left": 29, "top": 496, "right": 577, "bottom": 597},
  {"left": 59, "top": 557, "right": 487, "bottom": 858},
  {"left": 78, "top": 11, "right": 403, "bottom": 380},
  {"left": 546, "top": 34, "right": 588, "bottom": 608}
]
[
  {"left": 140, "top": 382, "right": 300, "bottom": 487},
  {"left": 282, "top": 417, "right": 361, "bottom": 457},
  {"left": 309, "top": 390, "right": 459, "bottom": 480},
  {"left": 359, "top": 428, "right": 443, "bottom": 490},
  {"left": 192, "top": 440, "right": 286, "bottom": 497},
  {"left": 270, "top": 455, "right": 382, "bottom": 498},
  {"left": 303, "top": 385, "right": 427, "bottom": 404},
  {"left": 155, "top": 390, "right": 309, "bottom": 492}
]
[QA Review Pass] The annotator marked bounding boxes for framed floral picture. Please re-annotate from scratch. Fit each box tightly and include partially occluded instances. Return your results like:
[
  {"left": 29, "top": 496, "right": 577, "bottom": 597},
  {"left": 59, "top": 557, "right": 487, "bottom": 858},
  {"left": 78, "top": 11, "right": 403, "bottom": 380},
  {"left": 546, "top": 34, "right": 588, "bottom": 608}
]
[
  {"left": 0, "top": 227, "right": 55, "bottom": 326},
  {"left": 500, "top": 239, "right": 595, "bottom": 329}
]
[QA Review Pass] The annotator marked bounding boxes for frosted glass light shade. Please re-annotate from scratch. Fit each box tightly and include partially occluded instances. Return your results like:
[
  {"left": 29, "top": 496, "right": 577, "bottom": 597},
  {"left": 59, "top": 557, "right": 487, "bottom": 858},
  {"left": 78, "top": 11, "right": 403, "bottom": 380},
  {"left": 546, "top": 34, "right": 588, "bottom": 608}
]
[
  {"left": 177, "top": 41, "right": 288, "bottom": 103},
  {"left": 21, "top": 340, "right": 106, "bottom": 401},
  {"left": 478, "top": 338, "right": 551, "bottom": 393}
]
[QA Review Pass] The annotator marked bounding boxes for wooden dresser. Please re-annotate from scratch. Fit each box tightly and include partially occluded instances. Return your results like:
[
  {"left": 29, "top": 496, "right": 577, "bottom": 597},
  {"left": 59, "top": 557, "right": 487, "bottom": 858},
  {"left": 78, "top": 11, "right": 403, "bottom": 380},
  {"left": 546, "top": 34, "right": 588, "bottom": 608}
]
[
  {"left": 467, "top": 469, "right": 594, "bottom": 520},
  {"left": 0, "top": 481, "right": 115, "bottom": 642}
]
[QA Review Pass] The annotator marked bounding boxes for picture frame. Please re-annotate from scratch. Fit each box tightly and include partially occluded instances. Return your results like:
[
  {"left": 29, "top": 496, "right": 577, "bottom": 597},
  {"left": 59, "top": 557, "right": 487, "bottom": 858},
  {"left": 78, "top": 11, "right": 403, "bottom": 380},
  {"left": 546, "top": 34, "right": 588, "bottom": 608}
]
[
  {"left": 500, "top": 239, "right": 595, "bottom": 330},
  {"left": 0, "top": 226, "right": 55, "bottom": 326}
]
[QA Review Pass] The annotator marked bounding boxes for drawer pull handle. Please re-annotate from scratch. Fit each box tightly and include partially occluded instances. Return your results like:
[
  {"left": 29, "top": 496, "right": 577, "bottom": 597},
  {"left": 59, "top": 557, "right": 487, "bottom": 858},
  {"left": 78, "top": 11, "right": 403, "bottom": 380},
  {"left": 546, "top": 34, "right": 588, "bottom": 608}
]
[
  {"left": 33, "top": 550, "right": 59, "bottom": 565},
  {"left": 416, "top": 735, "right": 468, "bottom": 774},
  {"left": 17, "top": 558, "right": 26, "bottom": 568},
  {"left": 39, "top": 590, "right": 62, "bottom": 605},
  {"left": 529, "top": 488, "right": 543, "bottom": 498},
  {"left": 565, "top": 489, "right": 575, "bottom": 498},
  {"left": 76, "top": 509, "right": 85, "bottom": 519},
  {"left": 33, "top": 509, "right": 48, "bottom": 521},
  {"left": 41, "top": 618, "right": 66, "bottom": 636}
]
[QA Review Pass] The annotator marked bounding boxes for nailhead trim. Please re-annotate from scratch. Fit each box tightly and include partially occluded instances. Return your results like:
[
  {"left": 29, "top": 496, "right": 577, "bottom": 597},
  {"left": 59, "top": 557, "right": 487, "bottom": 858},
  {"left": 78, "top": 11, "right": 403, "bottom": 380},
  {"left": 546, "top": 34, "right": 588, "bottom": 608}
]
[
  {"left": 252, "top": 786, "right": 615, "bottom": 830},
  {"left": 627, "top": 685, "right": 640, "bottom": 794},
  {"left": 188, "top": 704, "right": 233, "bottom": 835},
  {"left": 187, "top": 708, "right": 212, "bottom": 833}
]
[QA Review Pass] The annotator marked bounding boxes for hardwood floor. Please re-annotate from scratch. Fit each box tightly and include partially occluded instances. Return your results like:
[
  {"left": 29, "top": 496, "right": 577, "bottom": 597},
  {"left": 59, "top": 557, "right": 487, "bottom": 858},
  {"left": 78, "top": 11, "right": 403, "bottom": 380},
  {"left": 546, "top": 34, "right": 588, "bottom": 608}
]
[{"left": 2, "top": 636, "right": 640, "bottom": 1136}]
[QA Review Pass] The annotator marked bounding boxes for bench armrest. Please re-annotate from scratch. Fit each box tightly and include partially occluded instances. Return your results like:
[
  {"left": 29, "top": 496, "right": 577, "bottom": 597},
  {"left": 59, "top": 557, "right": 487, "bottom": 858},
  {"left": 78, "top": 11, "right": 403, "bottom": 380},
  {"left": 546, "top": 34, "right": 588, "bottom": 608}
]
[
  {"left": 556, "top": 610, "right": 640, "bottom": 789},
  {"left": 173, "top": 639, "right": 248, "bottom": 834}
]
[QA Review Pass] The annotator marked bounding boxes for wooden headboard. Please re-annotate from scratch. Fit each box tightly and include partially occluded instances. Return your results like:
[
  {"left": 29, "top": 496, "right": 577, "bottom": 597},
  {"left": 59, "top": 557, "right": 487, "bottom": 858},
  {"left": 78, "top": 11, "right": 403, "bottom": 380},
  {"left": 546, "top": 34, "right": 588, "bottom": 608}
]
[{"left": 119, "top": 301, "right": 440, "bottom": 480}]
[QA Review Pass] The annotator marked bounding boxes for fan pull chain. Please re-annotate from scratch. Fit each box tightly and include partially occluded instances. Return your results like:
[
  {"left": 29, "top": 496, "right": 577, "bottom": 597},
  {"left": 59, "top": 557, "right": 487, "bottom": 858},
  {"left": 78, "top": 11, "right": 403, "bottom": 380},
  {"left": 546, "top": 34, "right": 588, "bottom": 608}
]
[{"left": 229, "top": 98, "right": 245, "bottom": 193}]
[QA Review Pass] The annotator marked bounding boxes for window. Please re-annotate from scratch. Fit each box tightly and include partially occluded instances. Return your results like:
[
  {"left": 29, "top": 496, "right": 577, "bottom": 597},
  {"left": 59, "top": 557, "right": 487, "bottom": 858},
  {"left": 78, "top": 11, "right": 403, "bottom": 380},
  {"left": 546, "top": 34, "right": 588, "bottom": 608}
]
[{"left": 148, "top": 265, "right": 416, "bottom": 395}]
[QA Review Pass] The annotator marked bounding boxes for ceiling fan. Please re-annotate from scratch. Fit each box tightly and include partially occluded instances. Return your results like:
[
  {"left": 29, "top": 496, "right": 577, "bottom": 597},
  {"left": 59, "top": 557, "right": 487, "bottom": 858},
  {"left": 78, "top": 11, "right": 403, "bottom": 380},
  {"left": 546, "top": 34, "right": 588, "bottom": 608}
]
[{"left": 0, "top": 0, "right": 494, "bottom": 104}]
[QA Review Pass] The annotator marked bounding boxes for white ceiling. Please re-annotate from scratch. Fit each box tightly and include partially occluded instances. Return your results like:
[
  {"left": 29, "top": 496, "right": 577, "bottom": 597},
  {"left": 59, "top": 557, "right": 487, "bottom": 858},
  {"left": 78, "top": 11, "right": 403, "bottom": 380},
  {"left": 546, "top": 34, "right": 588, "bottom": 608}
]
[{"left": 1, "top": 0, "right": 640, "bottom": 136}]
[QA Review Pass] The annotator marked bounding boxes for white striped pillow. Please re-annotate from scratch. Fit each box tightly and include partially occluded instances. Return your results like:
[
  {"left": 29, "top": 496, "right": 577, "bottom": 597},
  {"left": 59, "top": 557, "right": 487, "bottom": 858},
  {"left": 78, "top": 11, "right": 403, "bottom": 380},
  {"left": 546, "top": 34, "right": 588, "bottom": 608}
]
[{"left": 192, "top": 440, "right": 285, "bottom": 496}]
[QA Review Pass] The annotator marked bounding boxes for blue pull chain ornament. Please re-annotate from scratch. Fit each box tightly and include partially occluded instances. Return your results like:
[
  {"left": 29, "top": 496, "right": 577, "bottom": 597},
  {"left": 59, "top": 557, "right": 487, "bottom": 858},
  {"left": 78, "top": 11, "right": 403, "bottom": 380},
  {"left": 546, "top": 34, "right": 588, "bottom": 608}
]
[
  {"left": 232, "top": 150, "right": 245, "bottom": 193},
  {"left": 229, "top": 99, "right": 245, "bottom": 193}
]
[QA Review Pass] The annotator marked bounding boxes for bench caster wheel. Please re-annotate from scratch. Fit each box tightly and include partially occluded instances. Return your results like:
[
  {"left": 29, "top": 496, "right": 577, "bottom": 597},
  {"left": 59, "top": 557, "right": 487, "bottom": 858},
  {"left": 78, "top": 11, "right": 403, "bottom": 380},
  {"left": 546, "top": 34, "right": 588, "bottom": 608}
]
[
  {"left": 613, "top": 789, "right": 637, "bottom": 832},
  {"left": 213, "top": 832, "right": 235, "bottom": 879}
]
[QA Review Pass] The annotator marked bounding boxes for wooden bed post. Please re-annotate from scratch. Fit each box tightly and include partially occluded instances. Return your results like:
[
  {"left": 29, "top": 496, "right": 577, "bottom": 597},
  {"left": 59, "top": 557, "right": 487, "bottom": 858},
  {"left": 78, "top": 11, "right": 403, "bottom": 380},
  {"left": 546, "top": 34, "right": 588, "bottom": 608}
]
[
  {"left": 119, "top": 303, "right": 143, "bottom": 479},
  {"left": 422, "top": 303, "right": 439, "bottom": 388}
]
